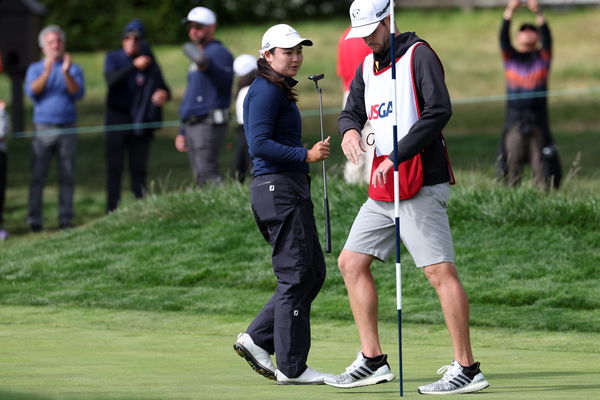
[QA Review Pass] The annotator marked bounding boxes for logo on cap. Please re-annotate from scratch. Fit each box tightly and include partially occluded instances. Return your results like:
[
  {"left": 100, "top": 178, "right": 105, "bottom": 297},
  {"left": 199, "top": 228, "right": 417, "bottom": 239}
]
[
  {"left": 352, "top": 9, "right": 361, "bottom": 18},
  {"left": 376, "top": 3, "right": 390, "bottom": 18}
]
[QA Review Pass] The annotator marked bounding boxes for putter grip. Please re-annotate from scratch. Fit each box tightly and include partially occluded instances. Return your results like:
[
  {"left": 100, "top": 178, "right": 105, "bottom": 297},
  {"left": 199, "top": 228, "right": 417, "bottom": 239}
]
[{"left": 324, "top": 196, "right": 331, "bottom": 253}]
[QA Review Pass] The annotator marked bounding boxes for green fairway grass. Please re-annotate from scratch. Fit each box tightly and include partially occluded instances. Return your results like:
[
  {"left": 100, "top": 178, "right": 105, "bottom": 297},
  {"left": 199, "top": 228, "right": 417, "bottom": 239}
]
[{"left": 1, "top": 306, "right": 599, "bottom": 400}]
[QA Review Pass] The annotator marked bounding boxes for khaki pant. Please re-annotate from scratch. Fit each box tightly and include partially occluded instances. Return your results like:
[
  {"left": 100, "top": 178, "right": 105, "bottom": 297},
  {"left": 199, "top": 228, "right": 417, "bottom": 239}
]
[{"left": 503, "top": 122, "right": 545, "bottom": 188}]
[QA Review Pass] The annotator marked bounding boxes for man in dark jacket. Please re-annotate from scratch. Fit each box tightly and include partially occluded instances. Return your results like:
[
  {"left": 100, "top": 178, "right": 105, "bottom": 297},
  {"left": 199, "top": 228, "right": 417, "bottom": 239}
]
[
  {"left": 498, "top": 0, "right": 561, "bottom": 189},
  {"left": 104, "top": 19, "right": 170, "bottom": 212},
  {"left": 324, "top": 0, "right": 488, "bottom": 395}
]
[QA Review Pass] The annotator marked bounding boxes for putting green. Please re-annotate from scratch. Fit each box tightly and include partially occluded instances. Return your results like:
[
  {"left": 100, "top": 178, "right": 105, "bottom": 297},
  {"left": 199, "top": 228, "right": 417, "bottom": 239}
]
[{"left": 1, "top": 306, "right": 599, "bottom": 399}]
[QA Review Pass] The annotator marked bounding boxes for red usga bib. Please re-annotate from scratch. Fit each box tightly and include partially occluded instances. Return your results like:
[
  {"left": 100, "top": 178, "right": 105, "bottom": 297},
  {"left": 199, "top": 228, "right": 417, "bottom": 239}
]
[
  {"left": 368, "top": 153, "right": 423, "bottom": 201},
  {"left": 362, "top": 42, "right": 426, "bottom": 201}
]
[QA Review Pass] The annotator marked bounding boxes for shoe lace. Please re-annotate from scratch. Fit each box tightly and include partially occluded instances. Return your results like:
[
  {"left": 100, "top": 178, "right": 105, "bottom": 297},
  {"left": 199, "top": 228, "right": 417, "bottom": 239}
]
[
  {"left": 344, "top": 356, "right": 364, "bottom": 374},
  {"left": 435, "top": 363, "right": 459, "bottom": 383},
  {"left": 436, "top": 364, "right": 451, "bottom": 375}
]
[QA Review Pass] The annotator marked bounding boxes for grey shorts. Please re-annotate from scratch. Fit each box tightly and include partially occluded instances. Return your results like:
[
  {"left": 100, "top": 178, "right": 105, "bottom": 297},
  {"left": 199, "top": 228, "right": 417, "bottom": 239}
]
[{"left": 343, "top": 183, "right": 455, "bottom": 268}]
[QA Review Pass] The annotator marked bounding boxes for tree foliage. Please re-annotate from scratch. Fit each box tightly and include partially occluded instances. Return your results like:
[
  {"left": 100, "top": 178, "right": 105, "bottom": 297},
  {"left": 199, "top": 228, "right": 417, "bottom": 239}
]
[{"left": 38, "top": 0, "right": 351, "bottom": 50}]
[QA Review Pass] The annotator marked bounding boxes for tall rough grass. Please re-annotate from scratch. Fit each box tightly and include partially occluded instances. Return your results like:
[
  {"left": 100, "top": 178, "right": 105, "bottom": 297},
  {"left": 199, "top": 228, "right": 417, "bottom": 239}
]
[{"left": 1, "top": 173, "right": 598, "bottom": 332}]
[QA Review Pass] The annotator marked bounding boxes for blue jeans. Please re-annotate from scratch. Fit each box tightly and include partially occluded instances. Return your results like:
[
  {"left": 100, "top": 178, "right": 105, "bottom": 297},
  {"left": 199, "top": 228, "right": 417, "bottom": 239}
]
[{"left": 28, "top": 124, "right": 77, "bottom": 227}]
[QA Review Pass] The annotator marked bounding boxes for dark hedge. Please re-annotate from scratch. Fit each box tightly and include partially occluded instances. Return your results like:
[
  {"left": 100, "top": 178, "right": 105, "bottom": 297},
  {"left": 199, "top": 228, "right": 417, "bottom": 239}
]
[{"left": 39, "top": 0, "right": 352, "bottom": 50}]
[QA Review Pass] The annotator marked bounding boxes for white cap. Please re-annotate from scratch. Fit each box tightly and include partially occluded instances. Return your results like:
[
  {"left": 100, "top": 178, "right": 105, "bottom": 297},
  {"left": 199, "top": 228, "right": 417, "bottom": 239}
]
[
  {"left": 233, "top": 54, "right": 258, "bottom": 76},
  {"left": 260, "top": 24, "right": 313, "bottom": 56},
  {"left": 186, "top": 6, "right": 216, "bottom": 25},
  {"left": 346, "top": 0, "right": 391, "bottom": 39}
]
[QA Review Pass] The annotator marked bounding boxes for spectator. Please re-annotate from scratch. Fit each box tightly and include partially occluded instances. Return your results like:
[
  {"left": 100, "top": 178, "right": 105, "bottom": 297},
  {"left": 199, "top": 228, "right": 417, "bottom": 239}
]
[
  {"left": 104, "top": 19, "right": 171, "bottom": 212},
  {"left": 175, "top": 7, "right": 234, "bottom": 185},
  {"left": 232, "top": 54, "right": 257, "bottom": 182},
  {"left": 325, "top": 0, "right": 489, "bottom": 395},
  {"left": 497, "top": 0, "right": 561, "bottom": 189},
  {"left": 337, "top": 26, "right": 374, "bottom": 184},
  {"left": 0, "top": 99, "right": 8, "bottom": 240},
  {"left": 24, "top": 25, "right": 85, "bottom": 231}
]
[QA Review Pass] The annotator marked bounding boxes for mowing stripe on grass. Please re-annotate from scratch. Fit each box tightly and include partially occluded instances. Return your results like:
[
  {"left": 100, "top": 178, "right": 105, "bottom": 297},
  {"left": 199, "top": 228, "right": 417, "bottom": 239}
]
[{"left": 1, "top": 306, "right": 599, "bottom": 400}]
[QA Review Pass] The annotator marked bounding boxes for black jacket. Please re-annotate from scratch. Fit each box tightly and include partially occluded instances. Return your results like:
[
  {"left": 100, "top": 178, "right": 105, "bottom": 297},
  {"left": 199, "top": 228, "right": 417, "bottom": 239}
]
[
  {"left": 339, "top": 32, "right": 453, "bottom": 186},
  {"left": 104, "top": 42, "right": 171, "bottom": 135}
]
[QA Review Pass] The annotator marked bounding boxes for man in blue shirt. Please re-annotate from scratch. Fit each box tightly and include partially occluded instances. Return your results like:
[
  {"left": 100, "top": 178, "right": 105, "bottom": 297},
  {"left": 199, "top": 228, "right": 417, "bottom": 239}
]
[
  {"left": 25, "top": 25, "right": 85, "bottom": 231},
  {"left": 175, "top": 6, "right": 233, "bottom": 185}
]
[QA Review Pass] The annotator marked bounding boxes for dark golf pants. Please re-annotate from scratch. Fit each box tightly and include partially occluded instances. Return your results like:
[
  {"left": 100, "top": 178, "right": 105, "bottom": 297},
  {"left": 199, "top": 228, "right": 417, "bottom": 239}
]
[
  {"left": 247, "top": 173, "right": 326, "bottom": 378},
  {"left": 105, "top": 109, "right": 152, "bottom": 212},
  {"left": 0, "top": 151, "right": 6, "bottom": 225},
  {"left": 232, "top": 125, "right": 251, "bottom": 183}
]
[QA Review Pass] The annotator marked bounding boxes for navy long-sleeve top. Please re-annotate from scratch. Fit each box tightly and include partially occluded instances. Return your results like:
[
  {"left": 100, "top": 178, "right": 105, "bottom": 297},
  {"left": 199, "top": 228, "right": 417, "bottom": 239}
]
[
  {"left": 243, "top": 75, "right": 308, "bottom": 177},
  {"left": 179, "top": 39, "right": 233, "bottom": 120}
]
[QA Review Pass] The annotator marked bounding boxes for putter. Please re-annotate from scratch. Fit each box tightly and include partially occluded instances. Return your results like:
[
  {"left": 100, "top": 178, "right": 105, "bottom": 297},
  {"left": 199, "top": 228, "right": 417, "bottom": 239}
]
[
  {"left": 389, "top": 1, "right": 404, "bottom": 396},
  {"left": 308, "top": 73, "right": 331, "bottom": 253}
]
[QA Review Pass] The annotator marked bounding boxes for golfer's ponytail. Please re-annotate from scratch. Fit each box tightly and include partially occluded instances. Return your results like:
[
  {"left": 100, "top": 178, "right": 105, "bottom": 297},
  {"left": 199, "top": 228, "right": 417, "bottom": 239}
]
[{"left": 257, "top": 53, "right": 298, "bottom": 103}]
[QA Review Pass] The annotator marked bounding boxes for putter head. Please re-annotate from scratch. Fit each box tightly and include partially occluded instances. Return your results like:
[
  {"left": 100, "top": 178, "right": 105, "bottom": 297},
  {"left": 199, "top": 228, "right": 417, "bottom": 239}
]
[{"left": 308, "top": 74, "right": 324, "bottom": 89}]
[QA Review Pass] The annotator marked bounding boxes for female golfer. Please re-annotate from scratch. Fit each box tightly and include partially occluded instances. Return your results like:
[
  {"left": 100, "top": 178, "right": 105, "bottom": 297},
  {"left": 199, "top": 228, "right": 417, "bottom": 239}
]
[{"left": 233, "top": 24, "right": 332, "bottom": 385}]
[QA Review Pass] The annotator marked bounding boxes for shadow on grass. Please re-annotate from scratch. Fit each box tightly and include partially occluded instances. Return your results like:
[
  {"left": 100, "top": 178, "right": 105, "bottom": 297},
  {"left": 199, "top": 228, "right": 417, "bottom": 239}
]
[
  {"left": 497, "top": 384, "right": 600, "bottom": 394},
  {"left": 0, "top": 389, "right": 156, "bottom": 400},
  {"left": 0, "top": 391, "right": 52, "bottom": 400},
  {"left": 486, "top": 370, "right": 600, "bottom": 394},
  {"left": 490, "top": 371, "right": 599, "bottom": 379}
]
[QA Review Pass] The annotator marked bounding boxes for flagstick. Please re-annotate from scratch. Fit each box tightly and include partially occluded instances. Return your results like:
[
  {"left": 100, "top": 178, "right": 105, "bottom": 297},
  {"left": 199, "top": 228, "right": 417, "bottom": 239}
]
[{"left": 389, "top": 0, "right": 403, "bottom": 397}]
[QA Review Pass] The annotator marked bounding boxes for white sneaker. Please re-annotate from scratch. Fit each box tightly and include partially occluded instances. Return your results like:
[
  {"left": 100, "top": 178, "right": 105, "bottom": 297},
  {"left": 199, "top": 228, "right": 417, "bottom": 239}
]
[
  {"left": 417, "top": 360, "right": 489, "bottom": 395},
  {"left": 233, "top": 333, "right": 276, "bottom": 381},
  {"left": 276, "top": 366, "right": 334, "bottom": 385},
  {"left": 324, "top": 352, "right": 395, "bottom": 388}
]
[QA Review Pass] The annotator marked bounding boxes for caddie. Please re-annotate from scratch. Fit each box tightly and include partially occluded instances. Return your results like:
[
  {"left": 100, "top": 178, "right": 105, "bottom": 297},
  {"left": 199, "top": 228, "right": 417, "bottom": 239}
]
[{"left": 324, "top": 0, "right": 489, "bottom": 395}]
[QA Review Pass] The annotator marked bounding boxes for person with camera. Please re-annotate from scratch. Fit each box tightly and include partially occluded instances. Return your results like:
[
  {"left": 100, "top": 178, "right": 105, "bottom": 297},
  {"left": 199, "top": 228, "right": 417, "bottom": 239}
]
[
  {"left": 175, "top": 7, "right": 234, "bottom": 185},
  {"left": 497, "top": 0, "right": 561, "bottom": 189}
]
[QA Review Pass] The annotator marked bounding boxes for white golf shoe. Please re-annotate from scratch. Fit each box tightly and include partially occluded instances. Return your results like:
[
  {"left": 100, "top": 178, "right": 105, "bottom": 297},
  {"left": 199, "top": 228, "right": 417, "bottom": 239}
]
[
  {"left": 276, "top": 366, "right": 334, "bottom": 385},
  {"left": 417, "top": 360, "right": 489, "bottom": 395},
  {"left": 324, "top": 352, "right": 395, "bottom": 388},
  {"left": 233, "top": 332, "right": 276, "bottom": 381}
]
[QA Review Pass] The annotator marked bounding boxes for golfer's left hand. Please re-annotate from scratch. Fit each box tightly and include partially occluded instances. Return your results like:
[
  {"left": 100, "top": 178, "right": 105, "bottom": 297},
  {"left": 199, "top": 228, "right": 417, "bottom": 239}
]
[{"left": 372, "top": 158, "right": 393, "bottom": 188}]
